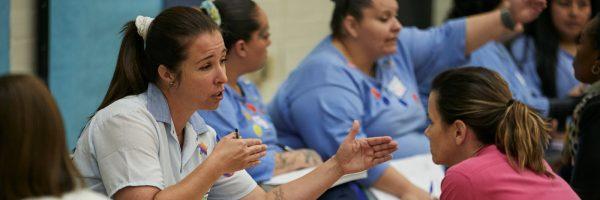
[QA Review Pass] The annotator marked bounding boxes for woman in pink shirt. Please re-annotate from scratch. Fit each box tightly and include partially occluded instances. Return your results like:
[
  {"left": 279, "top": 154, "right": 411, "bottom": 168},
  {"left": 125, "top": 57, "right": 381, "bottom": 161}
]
[{"left": 425, "top": 67, "right": 579, "bottom": 200}]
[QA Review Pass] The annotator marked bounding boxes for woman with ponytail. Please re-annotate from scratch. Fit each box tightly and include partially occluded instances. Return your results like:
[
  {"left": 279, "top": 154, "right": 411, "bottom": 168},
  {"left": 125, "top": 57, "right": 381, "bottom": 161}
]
[
  {"left": 426, "top": 67, "right": 578, "bottom": 200},
  {"left": 72, "top": 6, "right": 396, "bottom": 200}
]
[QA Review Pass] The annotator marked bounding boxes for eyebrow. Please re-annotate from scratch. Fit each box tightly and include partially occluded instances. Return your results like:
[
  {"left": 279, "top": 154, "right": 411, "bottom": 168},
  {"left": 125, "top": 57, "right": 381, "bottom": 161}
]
[{"left": 195, "top": 48, "right": 227, "bottom": 65}]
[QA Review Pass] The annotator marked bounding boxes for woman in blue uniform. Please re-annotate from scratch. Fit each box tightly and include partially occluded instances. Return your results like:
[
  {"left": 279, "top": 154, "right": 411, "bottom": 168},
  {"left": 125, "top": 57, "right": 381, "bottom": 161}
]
[
  {"left": 197, "top": 0, "right": 324, "bottom": 183},
  {"left": 268, "top": 0, "right": 547, "bottom": 199}
]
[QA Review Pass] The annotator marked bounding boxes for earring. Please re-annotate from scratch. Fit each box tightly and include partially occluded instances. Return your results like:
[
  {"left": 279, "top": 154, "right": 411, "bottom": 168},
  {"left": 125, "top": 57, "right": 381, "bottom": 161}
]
[
  {"left": 169, "top": 81, "right": 175, "bottom": 87},
  {"left": 593, "top": 63, "right": 600, "bottom": 75}
]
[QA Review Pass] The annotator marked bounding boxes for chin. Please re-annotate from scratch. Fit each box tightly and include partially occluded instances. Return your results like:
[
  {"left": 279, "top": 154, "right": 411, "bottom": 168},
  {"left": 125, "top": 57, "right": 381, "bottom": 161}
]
[{"left": 199, "top": 102, "right": 221, "bottom": 111}]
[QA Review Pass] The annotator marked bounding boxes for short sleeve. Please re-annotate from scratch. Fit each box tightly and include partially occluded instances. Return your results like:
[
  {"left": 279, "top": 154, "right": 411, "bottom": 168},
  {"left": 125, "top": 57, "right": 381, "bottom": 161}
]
[
  {"left": 207, "top": 169, "right": 258, "bottom": 200},
  {"left": 90, "top": 111, "right": 164, "bottom": 197}
]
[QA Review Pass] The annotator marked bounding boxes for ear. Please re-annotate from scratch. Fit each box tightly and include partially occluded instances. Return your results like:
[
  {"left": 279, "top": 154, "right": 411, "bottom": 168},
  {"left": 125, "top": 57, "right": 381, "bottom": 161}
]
[
  {"left": 232, "top": 40, "right": 247, "bottom": 58},
  {"left": 342, "top": 15, "right": 360, "bottom": 38},
  {"left": 452, "top": 120, "right": 468, "bottom": 146},
  {"left": 158, "top": 64, "right": 176, "bottom": 86}
]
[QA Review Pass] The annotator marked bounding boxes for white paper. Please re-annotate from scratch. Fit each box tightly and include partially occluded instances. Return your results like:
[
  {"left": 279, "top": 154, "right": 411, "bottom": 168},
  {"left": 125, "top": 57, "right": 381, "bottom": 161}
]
[{"left": 264, "top": 167, "right": 367, "bottom": 188}]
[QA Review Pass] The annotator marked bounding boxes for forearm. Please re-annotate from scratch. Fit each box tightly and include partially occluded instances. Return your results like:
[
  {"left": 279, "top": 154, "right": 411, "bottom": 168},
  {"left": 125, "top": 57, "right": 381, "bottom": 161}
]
[
  {"left": 373, "top": 167, "right": 419, "bottom": 197},
  {"left": 273, "top": 149, "right": 322, "bottom": 175},
  {"left": 155, "top": 157, "right": 223, "bottom": 199},
  {"left": 267, "top": 158, "right": 344, "bottom": 200},
  {"left": 465, "top": 10, "right": 515, "bottom": 54}
]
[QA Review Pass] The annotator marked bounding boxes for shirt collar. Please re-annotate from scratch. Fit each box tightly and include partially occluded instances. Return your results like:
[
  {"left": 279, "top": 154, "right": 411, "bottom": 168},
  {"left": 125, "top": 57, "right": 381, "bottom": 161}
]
[{"left": 146, "top": 83, "right": 209, "bottom": 134}]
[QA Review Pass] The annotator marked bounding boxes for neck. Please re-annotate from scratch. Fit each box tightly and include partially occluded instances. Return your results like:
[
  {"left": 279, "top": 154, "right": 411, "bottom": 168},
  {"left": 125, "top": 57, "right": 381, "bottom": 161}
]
[
  {"left": 448, "top": 141, "right": 486, "bottom": 167},
  {"left": 333, "top": 37, "right": 377, "bottom": 77},
  {"left": 559, "top": 39, "right": 577, "bottom": 56},
  {"left": 160, "top": 87, "right": 195, "bottom": 146},
  {"left": 225, "top": 55, "right": 245, "bottom": 95}
]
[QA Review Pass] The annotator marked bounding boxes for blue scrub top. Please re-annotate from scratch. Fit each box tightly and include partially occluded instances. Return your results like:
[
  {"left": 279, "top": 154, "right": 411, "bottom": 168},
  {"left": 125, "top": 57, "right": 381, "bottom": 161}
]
[
  {"left": 511, "top": 35, "right": 580, "bottom": 99},
  {"left": 268, "top": 19, "right": 467, "bottom": 186},
  {"left": 199, "top": 78, "right": 282, "bottom": 183},
  {"left": 467, "top": 41, "right": 550, "bottom": 115}
]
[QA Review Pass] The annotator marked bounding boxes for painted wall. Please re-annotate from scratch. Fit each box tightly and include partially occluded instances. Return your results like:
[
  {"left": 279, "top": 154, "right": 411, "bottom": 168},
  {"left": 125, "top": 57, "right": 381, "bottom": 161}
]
[
  {"left": 49, "top": 1, "right": 162, "bottom": 149},
  {"left": 0, "top": 0, "right": 9, "bottom": 74}
]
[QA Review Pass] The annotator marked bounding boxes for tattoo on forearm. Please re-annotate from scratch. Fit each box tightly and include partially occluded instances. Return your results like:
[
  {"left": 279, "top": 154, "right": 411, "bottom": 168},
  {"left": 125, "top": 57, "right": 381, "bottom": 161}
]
[{"left": 274, "top": 187, "right": 285, "bottom": 200}]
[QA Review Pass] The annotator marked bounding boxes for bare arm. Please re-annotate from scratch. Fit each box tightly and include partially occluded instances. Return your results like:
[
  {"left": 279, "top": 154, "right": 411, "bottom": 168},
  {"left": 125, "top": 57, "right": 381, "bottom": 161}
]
[
  {"left": 244, "top": 121, "right": 398, "bottom": 200},
  {"left": 373, "top": 167, "right": 431, "bottom": 200},
  {"left": 273, "top": 149, "right": 323, "bottom": 176},
  {"left": 465, "top": 0, "right": 546, "bottom": 54}
]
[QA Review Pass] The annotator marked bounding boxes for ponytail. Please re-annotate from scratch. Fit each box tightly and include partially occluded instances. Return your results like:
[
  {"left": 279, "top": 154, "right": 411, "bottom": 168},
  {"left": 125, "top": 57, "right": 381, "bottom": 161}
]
[
  {"left": 432, "top": 67, "right": 553, "bottom": 176},
  {"left": 97, "top": 21, "right": 149, "bottom": 111},
  {"left": 96, "top": 7, "right": 220, "bottom": 112},
  {"left": 496, "top": 100, "right": 552, "bottom": 176}
]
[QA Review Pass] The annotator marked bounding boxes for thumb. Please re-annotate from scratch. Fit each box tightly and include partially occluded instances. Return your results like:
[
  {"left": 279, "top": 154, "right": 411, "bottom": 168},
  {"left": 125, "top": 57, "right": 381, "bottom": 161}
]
[{"left": 344, "top": 120, "right": 360, "bottom": 142}]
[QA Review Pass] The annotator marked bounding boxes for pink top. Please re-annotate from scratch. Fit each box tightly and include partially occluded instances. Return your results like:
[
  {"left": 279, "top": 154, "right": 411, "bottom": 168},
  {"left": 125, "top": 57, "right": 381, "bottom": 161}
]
[{"left": 441, "top": 145, "right": 579, "bottom": 200}]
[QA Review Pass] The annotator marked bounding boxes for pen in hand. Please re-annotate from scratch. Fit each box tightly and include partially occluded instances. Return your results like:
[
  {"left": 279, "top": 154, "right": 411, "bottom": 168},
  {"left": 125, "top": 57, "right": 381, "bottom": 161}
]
[{"left": 234, "top": 128, "right": 239, "bottom": 139}]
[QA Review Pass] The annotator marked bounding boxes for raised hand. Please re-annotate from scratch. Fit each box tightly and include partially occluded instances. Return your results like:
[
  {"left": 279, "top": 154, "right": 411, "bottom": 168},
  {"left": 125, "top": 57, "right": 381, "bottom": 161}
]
[
  {"left": 508, "top": 0, "right": 547, "bottom": 24},
  {"left": 333, "top": 120, "right": 398, "bottom": 174},
  {"left": 205, "top": 132, "right": 267, "bottom": 174}
]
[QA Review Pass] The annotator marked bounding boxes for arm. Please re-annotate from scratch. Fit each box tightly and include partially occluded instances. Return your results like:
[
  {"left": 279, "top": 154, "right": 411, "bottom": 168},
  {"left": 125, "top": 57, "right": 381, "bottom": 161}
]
[
  {"left": 273, "top": 149, "right": 323, "bottom": 176},
  {"left": 465, "top": 0, "right": 546, "bottom": 54},
  {"left": 373, "top": 167, "right": 431, "bottom": 199},
  {"left": 289, "top": 85, "right": 429, "bottom": 199},
  {"left": 114, "top": 133, "right": 267, "bottom": 200},
  {"left": 243, "top": 121, "right": 398, "bottom": 200}
]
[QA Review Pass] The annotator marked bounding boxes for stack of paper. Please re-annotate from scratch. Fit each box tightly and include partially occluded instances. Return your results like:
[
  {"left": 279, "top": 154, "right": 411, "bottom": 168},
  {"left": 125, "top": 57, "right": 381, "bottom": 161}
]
[{"left": 264, "top": 167, "right": 367, "bottom": 188}]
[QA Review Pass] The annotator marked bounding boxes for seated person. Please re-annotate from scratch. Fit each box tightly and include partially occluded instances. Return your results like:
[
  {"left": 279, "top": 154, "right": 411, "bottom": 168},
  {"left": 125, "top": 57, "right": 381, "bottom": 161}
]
[
  {"left": 0, "top": 74, "right": 106, "bottom": 199},
  {"left": 426, "top": 67, "right": 577, "bottom": 200}
]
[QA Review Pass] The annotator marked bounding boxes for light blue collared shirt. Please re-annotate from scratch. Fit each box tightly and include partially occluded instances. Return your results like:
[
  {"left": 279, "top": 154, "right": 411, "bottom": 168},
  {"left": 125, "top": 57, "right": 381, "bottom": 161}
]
[
  {"left": 199, "top": 78, "right": 282, "bottom": 183},
  {"left": 511, "top": 35, "right": 580, "bottom": 99},
  {"left": 467, "top": 41, "right": 550, "bottom": 116},
  {"left": 72, "top": 84, "right": 257, "bottom": 199},
  {"left": 268, "top": 19, "right": 467, "bottom": 186}
]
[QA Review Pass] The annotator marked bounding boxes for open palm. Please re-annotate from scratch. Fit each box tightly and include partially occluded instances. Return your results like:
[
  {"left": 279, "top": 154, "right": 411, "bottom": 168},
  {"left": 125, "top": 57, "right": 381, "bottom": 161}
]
[{"left": 333, "top": 120, "right": 398, "bottom": 174}]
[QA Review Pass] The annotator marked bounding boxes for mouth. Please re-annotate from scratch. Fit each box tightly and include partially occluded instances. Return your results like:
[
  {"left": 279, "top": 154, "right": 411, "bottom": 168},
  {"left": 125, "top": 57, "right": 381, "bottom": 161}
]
[{"left": 212, "top": 90, "right": 224, "bottom": 100}]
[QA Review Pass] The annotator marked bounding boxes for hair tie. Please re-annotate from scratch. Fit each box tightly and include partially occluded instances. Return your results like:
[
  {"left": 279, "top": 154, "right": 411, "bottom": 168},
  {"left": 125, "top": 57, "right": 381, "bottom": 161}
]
[
  {"left": 135, "top": 15, "right": 154, "bottom": 41},
  {"left": 506, "top": 99, "right": 515, "bottom": 107},
  {"left": 200, "top": 0, "right": 221, "bottom": 26}
]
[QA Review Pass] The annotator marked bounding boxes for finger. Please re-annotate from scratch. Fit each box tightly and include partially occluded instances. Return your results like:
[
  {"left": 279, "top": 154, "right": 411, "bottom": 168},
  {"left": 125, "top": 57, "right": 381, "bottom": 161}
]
[
  {"left": 242, "top": 138, "right": 263, "bottom": 146},
  {"left": 246, "top": 160, "right": 261, "bottom": 168},
  {"left": 364, "top": 136, "right": 392, "bottom": 146},
  {"left": 372, "top": 142, "right": 398, "bottom": 152},
  {"left": 246, "top": 151, "right": 267, "bottom": 163},
  {"left": 222, "top": 132, "right": 237, "bottom": 140},
  {"left": 343, "top": 120, "right": 361, "bottom": 142},
  {"left": 372, "top": 155, "right": 393, "bottom": 165},
  {"left": 373, "top": 148, "right": 397, "bottom": 158},
  {"left": 246, "top": 144, "right": 267, "bottom": 155}
]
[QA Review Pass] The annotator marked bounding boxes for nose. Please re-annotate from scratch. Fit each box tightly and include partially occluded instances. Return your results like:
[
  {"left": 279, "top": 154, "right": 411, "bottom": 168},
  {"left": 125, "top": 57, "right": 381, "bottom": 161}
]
[
  {"left": 215, "top": 62, "right": 228, "bottom": 85},
  {"left": 392, "top": 17, "right": 402, "bottom": 34}
]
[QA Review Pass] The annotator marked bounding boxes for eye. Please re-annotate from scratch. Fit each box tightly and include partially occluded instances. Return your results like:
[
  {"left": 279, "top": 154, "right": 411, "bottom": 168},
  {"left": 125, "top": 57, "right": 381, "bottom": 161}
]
[{"left": 198, "top": 64, "right": 211, "bottom": 71}]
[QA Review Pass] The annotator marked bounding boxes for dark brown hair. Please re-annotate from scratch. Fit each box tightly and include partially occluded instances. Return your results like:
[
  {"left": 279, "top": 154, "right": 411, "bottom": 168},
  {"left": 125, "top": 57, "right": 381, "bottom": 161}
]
[
  {"left": 0, "top": 74, "right": 82, "bottom": 199},
  {"left": 97, "top": 6, "right": 220, "bottom": 111},
  {"left": 431, "top": 67, "right": 552, "bottom": 176},
  {"left": 214, "top": 0, "right": 259, "bottom": 49},
  {"left": 330, "top": 0, "right": 373, "bottom": 38}
]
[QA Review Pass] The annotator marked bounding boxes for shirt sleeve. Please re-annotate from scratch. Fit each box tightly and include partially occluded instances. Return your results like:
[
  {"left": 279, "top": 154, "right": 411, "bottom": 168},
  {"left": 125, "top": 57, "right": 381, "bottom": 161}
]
[
  {"left": 90, "top": 111, "right": 164, "bottom": 197},
  {"left": 402, "top": 18, "right": 468, "bottom": 85},
  {"left": 208, "top": 170, "right": 258, "bottom": 200},
  {"left": 288, "top": 84, "right": 390, "bottom": 186},
  {"left": 440, "top": 170, "right": 476, "bottom": 200},
  {"left": 571, "top": 99, "right": 600, "bottom": 199}
]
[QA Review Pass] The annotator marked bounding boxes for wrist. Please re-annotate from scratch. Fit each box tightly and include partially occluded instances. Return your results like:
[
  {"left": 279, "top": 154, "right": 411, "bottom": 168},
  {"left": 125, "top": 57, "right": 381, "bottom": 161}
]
[
  {"left": 328, "top": 156, "right": 346, "bottom": 177},
  {"left": 204, "top": 155, "right": 226, "bottom": 174}
]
